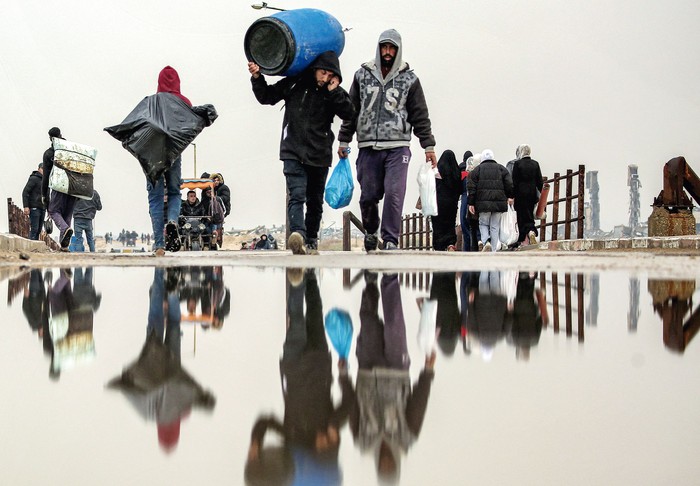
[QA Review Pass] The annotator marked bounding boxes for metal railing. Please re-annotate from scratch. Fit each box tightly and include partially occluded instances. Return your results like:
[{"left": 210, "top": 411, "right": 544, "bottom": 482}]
[
  {"left": 7, "top": 197, "right": 59, "bottom": 250},
  {"left": 538, "top": 165, "right": 586, "bottom": 242}
]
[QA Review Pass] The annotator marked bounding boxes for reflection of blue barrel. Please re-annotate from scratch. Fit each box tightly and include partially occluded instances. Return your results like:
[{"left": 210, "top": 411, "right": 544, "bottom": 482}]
[{"left": 244, "top": 8, "right": 345, "bottom": 77}]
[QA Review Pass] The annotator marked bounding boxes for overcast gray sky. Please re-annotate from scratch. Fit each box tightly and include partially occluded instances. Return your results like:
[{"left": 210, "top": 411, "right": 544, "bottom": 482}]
[{"left": 2, "top": 0, "right": 699, "bottom": 235}]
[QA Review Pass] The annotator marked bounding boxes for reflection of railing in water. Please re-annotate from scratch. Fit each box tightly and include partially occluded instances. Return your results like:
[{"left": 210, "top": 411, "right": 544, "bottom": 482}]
[{"left": 539, "top": 271, "right": 585, "bottom": 341}]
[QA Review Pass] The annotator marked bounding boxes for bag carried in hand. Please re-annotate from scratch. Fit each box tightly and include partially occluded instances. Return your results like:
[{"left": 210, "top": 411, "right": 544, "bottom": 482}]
[
  {"left": 48, "top": 138, "right": 97, "bottom": 200},
  {"left": 417, "top": 162, "right": 438, "bottom": 216},
  {"left": 44, "top": 216, "right": 53, "bottom": 235},
  {"left": 499, "top": 204, "right": 519, "bottom": 246},
  {"left": 417, "top": 298, "right": 438, "bottom": 355},
  {"left": 324, "top": 308, "right": 353, "bottom": 359},
  {"left": 324, "top": 157, "right": 354, "bottom": 209}
]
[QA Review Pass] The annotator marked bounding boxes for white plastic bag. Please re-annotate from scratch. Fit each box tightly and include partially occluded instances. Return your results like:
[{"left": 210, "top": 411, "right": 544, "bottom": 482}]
[
  {"left": 417, "top": 162, "right": 438, "bottom": 216},
  {"left": 417, "top": 298, "right": 438, "bottom": 354},
  {"left": 499, "top": 204, "right": 519, "bottom": 246},
  {"left": 499, "top": 270, "right": 519, "bottom": 307}
]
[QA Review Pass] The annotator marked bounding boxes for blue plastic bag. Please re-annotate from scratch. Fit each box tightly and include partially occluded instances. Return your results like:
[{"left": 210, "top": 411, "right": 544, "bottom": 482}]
[
  {"left": 324, "top": 308, "right": 353, "bottom": 359},
  {"left": 324, "top": 157, "right": 354, "bottom": 209}
]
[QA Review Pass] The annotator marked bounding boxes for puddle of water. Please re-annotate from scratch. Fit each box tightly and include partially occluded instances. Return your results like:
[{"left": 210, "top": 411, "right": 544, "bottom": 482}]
[{"left": 1, "top": 266, "right": 699, "bottom": 485}]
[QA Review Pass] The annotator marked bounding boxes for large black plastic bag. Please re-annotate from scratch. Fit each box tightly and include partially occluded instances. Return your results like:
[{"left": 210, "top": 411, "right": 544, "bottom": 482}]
[{"left": 104, "top": 93, "right": 218, "bottom": 183}]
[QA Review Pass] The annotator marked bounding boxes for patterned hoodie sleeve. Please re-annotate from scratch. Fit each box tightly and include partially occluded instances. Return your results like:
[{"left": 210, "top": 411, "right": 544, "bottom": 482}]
[{"left": 406, "top": 78, "right": 436, "bottom": 151}]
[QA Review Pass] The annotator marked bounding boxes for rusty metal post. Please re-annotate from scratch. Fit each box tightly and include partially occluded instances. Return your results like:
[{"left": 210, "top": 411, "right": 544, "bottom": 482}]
[
  {"left": 577, "top": 274, "right": 585, "bottom": 342},
  {"left": 552, "top": 174, "right": 560, "bottom": 241},
  {"left": 577, "top": 165, "right": 585, "bottom": 239},
  {"left": 418, "top": 215, "right": 424, "bottom": 249},
  {"left": 565, "top": 274, "right": 572, "bottom": 336},
  {"left": 539, "top": 177, "right": 547, "bottom": 242},
  {"left": 552, "top": 272, "right": 560, "bottom": 333},
  {"left": 426, "top": 216, "right": 432, "bottom": 250},
  {"left": 343, "top": 211, "right": 351, "bottom": 251},
  {"left": 565, "top": 169, "right": 573, "bottom": 240}
]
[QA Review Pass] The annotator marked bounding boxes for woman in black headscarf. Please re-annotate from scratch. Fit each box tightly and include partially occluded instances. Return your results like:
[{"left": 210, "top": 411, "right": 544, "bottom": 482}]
[{"left": 432, "top": 150, "right": 462, "bottom": 251}]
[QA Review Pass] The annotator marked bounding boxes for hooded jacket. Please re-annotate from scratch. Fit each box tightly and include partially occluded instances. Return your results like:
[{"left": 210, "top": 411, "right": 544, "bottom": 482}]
[
  {"left": 210, "top": 173, "right": 231, "bottom": 216},
  {"left": 157, "top": 66, "right": 192, "bottom": 107},
  {"left": 251, "top": 51, "right": 355, "bottom": 167},
  {"left": 467, "top": 158, "right": 514, "bottom": 213},
  {"left": 23, "top": 170, "right": 44, "bottom": 209},
  {"left": 338, "top": 29, "right": 435, "bottom": 152},
  {"left": 72, "top": 190, "right": 102, "bottom": 220}
]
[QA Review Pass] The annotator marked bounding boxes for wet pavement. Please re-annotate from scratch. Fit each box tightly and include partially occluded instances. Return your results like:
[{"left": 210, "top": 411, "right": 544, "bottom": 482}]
[{"left": 1, "top": 265, "right": 699, "bottom": 485}]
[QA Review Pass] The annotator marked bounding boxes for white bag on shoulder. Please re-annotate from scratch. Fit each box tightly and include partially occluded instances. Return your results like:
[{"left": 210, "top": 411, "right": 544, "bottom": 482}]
[
  {"left": 499, "top": 204, "right": 519, "bottom": 246},
  {"left": 417, "top": 162, "right": 438, "bottom": 217}
]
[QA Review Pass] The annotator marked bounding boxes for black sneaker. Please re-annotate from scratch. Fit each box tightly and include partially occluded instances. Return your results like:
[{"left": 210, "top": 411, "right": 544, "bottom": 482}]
[
  {"left": 306, "top": 239, "right": 319, "bottom": 255},
  {"left": 364, "top": 233, "right": 378, "bottom": 252},
  {"left": 60, "top": 228, "right": 73, "bottom": 248},
  {"left": 165, "top": 221, "right": 181, "bottom": 252}
]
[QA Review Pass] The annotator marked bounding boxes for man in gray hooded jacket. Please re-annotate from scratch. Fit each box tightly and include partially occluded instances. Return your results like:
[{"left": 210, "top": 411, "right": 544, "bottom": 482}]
[{"left": 339, "top": 29, "right": 437, "bottom": 252}]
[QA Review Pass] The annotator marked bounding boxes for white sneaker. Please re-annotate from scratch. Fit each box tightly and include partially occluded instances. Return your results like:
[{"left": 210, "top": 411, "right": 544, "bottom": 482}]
[{"left": 483, "top": 241, "right": 492, "bottom": 252}]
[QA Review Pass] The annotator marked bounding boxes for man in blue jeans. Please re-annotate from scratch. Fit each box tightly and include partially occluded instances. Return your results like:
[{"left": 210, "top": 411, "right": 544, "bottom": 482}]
[
  {"left": 73, "top": 189, "right": 102, "bottom": 252},
  {"left": 22, "top": 162, "right": 45, "bottom": 240}
]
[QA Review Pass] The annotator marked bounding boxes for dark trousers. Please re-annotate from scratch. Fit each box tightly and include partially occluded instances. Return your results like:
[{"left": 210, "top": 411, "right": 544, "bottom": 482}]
[
  {"left": 357, "top": 274, "right": 410, "bottom": 370},
  {"left": 433, "top": 195, "right": 459, "bottom": 250},
  {"left": 356, "top": 147, "right": 411, "bottom": 245},
  {"left": 283, "top": 159, "right": 328, "bottom": 242},
  {"left": 283, "top": 271, "right": 327, "bottom": 362},
  {"left": 48, "top": 191, "right": 77, "bottom": 237},
  {"left": 514, "top": 198, "right": 538, "bottom": 243},
  {"left": 29, "top": 208, "right": 45, "bottom": 240}
]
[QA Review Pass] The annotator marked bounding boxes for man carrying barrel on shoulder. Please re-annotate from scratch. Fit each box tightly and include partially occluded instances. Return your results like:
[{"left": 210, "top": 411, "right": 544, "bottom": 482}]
[{"left": 248, "top": 51, "right": 355, "bottom": 255}]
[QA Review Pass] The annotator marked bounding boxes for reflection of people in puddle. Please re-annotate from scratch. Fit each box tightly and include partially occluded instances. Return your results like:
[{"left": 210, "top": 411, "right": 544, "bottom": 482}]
[
  {"left": 245, "top": 268, "right": 352, "bottom": 486},
  {"left": 47, "top": 268, "right": 100, "bottom": 380},
  {"left": 507, "top": 272, "right": 543, "bottom": 360},
  {"left": 429, "top": 272, "right": 461, "bottom": 356},
  {"left": 467, "top": 271, "right": 511, "bottom": 360},
  {"left": 179, "top": 266, "right": 231, "bottom": 329},
  {"left": 22, "top": 269, "right": 48, "bottom": 334},
  {"left": 350, "top": 272, "right": 435, "bottom": 483},
  {"left": 108, "top": 267, "right": 215, "bottom": 453}
]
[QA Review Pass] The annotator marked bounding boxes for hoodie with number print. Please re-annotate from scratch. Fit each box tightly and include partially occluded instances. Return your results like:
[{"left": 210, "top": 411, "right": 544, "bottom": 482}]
[
  {"left": 251, "top": 51, "right": 355, "bottom": 167},
  {"left": 338, "top": 29, "right": 435, "bottom": 152}
]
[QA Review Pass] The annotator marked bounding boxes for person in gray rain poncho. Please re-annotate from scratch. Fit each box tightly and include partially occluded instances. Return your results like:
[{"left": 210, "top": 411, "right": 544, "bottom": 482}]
[
  {"left": 108, "top": 268, "right": 215, "bottom": 453},
  {"left": 105, "top": 66, "right": 217, "bottom": 256}
]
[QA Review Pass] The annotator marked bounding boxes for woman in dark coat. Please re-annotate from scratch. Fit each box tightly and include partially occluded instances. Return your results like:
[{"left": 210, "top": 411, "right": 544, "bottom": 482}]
[
  {"left": 432, "top": 150, "right": 462, "bottom": 251},
  {"left": 512, "top": 144, "right": 543, "bottom": 247}
]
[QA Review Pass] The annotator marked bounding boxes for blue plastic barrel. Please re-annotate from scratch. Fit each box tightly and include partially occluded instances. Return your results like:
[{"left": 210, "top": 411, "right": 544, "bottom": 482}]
[{"left": 244, "top": 8, "right": 345, "bottom": 77}]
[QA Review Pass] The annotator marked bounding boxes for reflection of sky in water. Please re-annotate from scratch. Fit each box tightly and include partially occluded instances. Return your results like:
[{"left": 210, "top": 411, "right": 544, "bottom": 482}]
[{"left": 1, "top": 267, "right": 699, "bottom": 486}]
